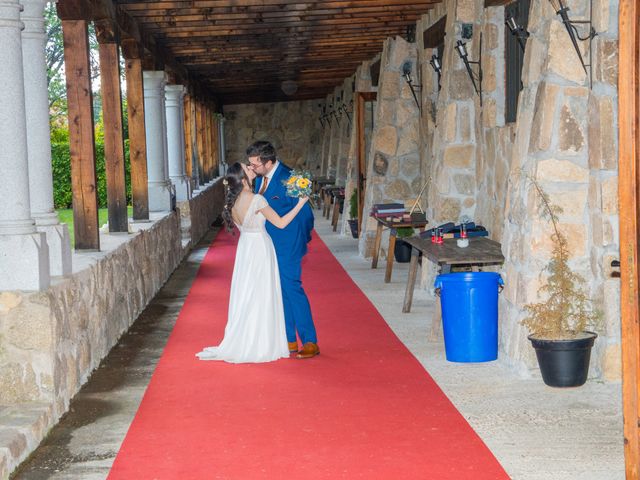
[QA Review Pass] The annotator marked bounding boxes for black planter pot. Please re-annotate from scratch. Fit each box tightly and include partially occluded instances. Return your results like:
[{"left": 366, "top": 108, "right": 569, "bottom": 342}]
[
  {"left": 528, "top": 332, "right": 597, "bottom": 387},
  {"left": 347, "top": 219, "right": 359, "bottom": 238},
  {"left": 394, "top": 239, "right": 412, "bottom": 263}
]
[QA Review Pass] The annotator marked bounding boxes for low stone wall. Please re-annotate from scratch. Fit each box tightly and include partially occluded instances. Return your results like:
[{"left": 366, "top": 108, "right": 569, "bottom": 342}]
[
  {"left": 0, "top": 183, "right": 222, "bottom": 478},
  {"left": 179, "top": 178, "right": 224, "bottom": 245}
]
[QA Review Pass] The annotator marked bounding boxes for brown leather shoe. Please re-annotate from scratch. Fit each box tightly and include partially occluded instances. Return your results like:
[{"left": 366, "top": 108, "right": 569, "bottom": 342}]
[
  {"left": 296, "top": 342, "right": 319, "bottom": 359},
  {"left": 288, "top": 341, "right": 299, "bottom": 353}
]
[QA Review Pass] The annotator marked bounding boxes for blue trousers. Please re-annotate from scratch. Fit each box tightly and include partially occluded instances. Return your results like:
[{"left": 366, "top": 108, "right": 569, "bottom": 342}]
[{"left": 276, "top": 253, "right": 317, "bottom": 344}]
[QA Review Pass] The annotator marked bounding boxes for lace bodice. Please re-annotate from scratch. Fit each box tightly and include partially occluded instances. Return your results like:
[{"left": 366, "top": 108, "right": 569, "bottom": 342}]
[{"left": 236, "top": 194, "right": 268, "bottom": 233}]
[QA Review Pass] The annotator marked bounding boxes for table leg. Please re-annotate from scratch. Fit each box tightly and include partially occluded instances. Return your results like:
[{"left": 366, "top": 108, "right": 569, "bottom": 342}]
[
  {"left": 371, "top": 222, "right": 383, "bottom": 269},
  {"left": 402, "top": 248, "right": 420, "bottom": 313},
  {"left": 385, "top": 232, "right": 396, "bottom": 283},
  {"left": 326, "top": 195, "right": 332, "bottom": 219},
  {"left": 331, "top": 200, "right": 340, "bottom": 231}
]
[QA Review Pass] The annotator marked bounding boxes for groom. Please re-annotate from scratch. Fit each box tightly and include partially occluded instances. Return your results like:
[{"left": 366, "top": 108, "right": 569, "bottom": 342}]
[{"left": 246, "top": 141, "right": 319, "bottom": 359}]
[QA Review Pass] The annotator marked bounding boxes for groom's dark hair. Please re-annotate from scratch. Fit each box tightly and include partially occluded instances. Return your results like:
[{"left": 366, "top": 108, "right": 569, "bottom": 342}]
[{"left": 246, "top": 140, "right": 277, "bottom": 164}]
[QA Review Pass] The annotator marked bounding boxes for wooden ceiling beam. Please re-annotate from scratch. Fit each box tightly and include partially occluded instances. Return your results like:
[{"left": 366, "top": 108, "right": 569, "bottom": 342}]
[{"left": 118, "top": 0, "right": 435, "bottom": 10}]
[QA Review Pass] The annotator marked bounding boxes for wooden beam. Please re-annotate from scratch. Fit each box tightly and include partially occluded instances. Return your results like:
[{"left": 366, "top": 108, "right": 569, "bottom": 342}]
[
  {"left": 618, "top": 0, "right": 640, "bottom": 477},
  {"left": 423, "top": 15, "right": 446, "bottom": 48},
  {"left": 123, "top": 39, "right": 150, "bottom": 221},
  {"left": 61, "top": 19, "right": 99, "bottom": 250},
  {"left": 183, "top": 92, "right": 193, "bottom": 180},
  {"left": 98, "top": 36, "right": 128, "bottom": 232},
  {"left": 195, "top": 99, "right": 206, "bottom": 185}
]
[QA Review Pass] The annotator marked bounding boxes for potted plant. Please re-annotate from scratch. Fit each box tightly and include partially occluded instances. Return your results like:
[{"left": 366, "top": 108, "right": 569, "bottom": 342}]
[
  {"left": 347, "top": 190, "right": 359, "bottom": 238},
  {"left": 394, "top": 226, "right": 415, "bottom": 263},
  {"left": 521, "top": 176, "right": 602, "bottom": 387}
]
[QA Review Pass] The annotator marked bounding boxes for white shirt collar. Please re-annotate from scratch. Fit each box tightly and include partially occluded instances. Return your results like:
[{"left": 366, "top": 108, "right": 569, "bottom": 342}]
[{"left": 264, "top": 160, "right": 279, "bottom": 181}]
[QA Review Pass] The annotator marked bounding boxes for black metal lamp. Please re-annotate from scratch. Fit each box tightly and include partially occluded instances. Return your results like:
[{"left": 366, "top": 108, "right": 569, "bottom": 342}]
[
  {"left": 548, "top": 0, "right": 596, "bottom": 82},
  {"left": 401, "top": 61, "right": 421, "bottom": 110},
  {"left": 455, "top": 35, "right": 483, "bottom": 105},
  {"left": 429, "top": 54, "right": 442, "bottom": 75},
  {"left": 505, "top": 15, "right": 529, "bottom": 53}
]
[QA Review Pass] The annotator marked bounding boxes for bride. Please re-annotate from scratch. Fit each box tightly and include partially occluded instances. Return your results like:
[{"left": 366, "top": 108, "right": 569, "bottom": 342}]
[{"left": 196, "top": 162, "right": 309, "bottom": 363}]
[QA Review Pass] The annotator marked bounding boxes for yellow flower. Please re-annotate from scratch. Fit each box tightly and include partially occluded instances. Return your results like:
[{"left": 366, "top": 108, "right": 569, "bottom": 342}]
[
  {"left": 287, "top": 176, "right": 297, "bottom": 185},
  {"left": 297, "top": 178, "right": 310, "bottom": 188}
]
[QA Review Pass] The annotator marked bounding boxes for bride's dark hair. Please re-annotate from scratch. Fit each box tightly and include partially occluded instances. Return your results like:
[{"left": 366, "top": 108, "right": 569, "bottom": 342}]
[{"left": 221, "top": 162, "right": 251, "bottom": 232}]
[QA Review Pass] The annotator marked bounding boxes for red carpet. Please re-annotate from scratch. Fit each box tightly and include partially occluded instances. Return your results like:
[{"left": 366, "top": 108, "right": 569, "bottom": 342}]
[{"left": 108, "top": 230, "right": 510, "bottom": 479}]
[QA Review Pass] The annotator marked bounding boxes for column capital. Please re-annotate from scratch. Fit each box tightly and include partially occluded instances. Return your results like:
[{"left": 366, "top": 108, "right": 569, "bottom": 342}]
[
  {"left": 0, "top": 0, "right": 25, "bottom": 30},
  {"left": 143, "top": 70, "right": 167, "bottom": 98},
  {"left": 165, "top": 84, "right": 185, "bottom": 107},
  {"left": 19, "top": 0, "right": 46, "bottom": 38}
]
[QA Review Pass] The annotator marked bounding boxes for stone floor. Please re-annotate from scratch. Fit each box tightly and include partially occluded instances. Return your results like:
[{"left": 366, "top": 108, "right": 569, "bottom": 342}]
[{"left": 10, "top": 217, "right": 624, "bottom": 479}]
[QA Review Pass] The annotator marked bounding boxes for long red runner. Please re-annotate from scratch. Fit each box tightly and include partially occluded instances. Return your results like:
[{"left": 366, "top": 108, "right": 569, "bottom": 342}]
[{"left": 108, "top": 230, "right": 510, "bottom": 479}]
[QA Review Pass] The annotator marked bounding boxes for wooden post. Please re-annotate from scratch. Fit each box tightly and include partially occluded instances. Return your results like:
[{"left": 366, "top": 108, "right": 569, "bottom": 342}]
[
  {"left": 183, "top": 92, "right": 193, "bottom": 180},
  {"left": 60, "top": 18, "right": 99, "bottom": 250},
  {"left": 618, "top": 0, "right": 640, "bottom": 477},
  {"left": 122, "top": 38, "right": 149, "bottom": 221},
  {"left": 356, "top": 91, "right": 376, "bottom": 236},
  {"left": 96, "top": 22, "right": 127, "bottom": 232},
  {"left": 205, "top": 105, "right": 213, "bottom": 181},
  {"left": 195, "top": 99, "right": 206, "bottom": 185}
]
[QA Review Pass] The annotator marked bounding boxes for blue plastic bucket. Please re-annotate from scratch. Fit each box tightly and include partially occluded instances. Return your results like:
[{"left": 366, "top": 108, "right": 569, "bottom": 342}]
[{"left": 434, "top": 272, "right": 504, "bottom": 362}]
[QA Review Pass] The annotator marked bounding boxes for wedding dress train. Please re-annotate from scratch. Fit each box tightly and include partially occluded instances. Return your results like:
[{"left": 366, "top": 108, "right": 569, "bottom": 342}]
[{"left": 196, "top": 194, "right": 289, "bottom": 363}]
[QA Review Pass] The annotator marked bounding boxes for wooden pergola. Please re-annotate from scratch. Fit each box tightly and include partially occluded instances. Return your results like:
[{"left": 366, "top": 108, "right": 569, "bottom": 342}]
[{"left": 55, "top": 0, "right": 436, "bottom": 250}]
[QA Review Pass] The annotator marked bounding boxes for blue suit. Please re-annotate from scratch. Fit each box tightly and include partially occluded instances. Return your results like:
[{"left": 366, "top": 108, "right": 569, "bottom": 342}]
[{"left": 256, "top": 163, "right": 317, "bottom": 344}]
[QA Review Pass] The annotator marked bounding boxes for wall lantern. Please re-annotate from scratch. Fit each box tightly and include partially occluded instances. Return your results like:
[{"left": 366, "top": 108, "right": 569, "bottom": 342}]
[
  {"left": 401, "top": 61, "right": 421, "bottom": 110},
  {"left": 505, "top": 15, "right": 529, "bottom": 52},
  {"left": 429, "top": 54, "right": 442, "bottom": 75},
  {"left": 455, "top": 34, "right": 483, "bottom": 105},
  {"left": 548, "top": 0, "right": 597, "bottom": 85}
]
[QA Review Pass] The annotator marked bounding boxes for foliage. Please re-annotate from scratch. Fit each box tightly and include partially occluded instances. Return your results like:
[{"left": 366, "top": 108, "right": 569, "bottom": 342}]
[
  {"left": 520, "top": 175, "right": 601, "bottom": 339},
  {"left": 396, "top": 226, "right": 415, "bottom": 238},
  {"left": 283, "top": 170, "right": 313, "bottom": 197},
  {"left": 51, "top": 118, "right": 131, "bottom": 209},
  {"left": 349, "top": 189, "right": 358, "bottom": 219}
]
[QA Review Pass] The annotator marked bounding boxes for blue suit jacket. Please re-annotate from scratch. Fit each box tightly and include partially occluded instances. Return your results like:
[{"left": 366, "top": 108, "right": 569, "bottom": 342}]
[{"left": 256, "top": 163, "right": 314, "bottom": 258}]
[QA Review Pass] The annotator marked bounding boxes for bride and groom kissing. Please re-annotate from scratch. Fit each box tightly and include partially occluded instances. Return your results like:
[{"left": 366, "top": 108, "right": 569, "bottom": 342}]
[{"left": 196, "top": 140, "right": 319, "bottom": 363}]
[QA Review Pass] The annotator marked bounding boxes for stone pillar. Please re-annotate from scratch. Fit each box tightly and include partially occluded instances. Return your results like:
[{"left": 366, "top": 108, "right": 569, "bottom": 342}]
[
  {"left": 0, "top": 0, "right": 49, "bottom": 290},
  {"left": 21, "top": 0, "right": 71, "bottom": 276},
  {"left": 165, "top": 84, "right": 190, "bottom": 201},
  {"left": 143, "top": 71, "right": 172, "bottom": 212}
]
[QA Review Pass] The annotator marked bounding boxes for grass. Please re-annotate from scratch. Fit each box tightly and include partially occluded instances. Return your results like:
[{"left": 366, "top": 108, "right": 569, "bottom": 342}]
[{"left": 57, "top": 207, "right": 133, "bottom": 246}]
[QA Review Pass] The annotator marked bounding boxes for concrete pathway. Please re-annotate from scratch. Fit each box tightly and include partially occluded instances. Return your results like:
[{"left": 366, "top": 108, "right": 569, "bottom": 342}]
[{"left": 12, "top": 218, "right": 624, "bottom": 479}]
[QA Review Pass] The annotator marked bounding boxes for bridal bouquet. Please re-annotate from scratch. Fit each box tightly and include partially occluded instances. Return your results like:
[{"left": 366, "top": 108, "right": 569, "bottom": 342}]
[{"left": 283, "top": 170, "right": 313, "bottom": 198}]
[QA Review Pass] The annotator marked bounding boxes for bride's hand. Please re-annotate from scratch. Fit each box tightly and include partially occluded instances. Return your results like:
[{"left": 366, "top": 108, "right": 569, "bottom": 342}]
[
  {"left": 297, "top": 196, "right": 309, "bottom": 205},
  {"left": 241, "top": 163, "right": 257, "bottom": 181}
]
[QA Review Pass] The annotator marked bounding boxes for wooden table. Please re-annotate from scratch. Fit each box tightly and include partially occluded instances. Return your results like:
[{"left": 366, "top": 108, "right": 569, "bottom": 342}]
[
  {"left": 370, "top": 217, "right": 428, "bottom": 283},
  {"left": 402, "top": 236, "right": 505, "bottom": 313},
  {"left": 320, "top": 185, "right": 335, "bottom": 217}
]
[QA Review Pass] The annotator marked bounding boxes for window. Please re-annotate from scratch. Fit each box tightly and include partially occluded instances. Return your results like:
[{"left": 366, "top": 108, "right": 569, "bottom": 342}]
[{"left": 505, "top": 0, "right": 530, "bottom": 123}]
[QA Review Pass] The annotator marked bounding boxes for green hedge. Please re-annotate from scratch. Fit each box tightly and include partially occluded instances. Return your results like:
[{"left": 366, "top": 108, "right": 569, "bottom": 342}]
[{"left": 52, "top": 139, "right": 131, "bottom": 209}]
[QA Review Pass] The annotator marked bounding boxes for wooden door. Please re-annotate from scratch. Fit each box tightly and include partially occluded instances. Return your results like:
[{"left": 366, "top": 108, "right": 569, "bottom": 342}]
[{"left": 618, "top": 0, "right": 640, "bottom": 477}]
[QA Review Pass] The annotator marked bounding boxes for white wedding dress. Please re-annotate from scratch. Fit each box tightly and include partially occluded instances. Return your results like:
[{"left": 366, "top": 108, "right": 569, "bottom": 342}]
[{"left": 196, "top": 194, "right": 290, "bottom": 363}]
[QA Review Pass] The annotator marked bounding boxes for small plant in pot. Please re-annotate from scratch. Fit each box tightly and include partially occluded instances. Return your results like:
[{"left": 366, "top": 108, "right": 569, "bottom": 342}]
[
  {"left": 521, "top": 176, "right": 602, "bottom": 388},
  {"left": 347, "top": 190, "right": 359, "bottom": 239},
  {"left": 394, "top": 227, "right": 415, "bottom": 263}
]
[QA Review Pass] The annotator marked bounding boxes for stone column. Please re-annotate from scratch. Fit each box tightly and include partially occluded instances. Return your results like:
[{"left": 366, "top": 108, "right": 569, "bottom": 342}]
[
  {"left": 0, "top": 0, "right": 49, "bottom": 290},
  {"left": 165, "top": 84, "right": 190, "bottom": 201},
  {"left": 143, "top": 71, "right": 172, "bottom": 212},
  {"left": 21, "top": 0, "right": 71, "bottom": 275}
]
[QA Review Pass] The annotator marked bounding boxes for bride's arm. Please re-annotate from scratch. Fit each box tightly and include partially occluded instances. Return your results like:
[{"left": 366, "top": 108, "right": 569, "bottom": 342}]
[{"left": 258, "top": 197, "right": 309, "bottom": 229}]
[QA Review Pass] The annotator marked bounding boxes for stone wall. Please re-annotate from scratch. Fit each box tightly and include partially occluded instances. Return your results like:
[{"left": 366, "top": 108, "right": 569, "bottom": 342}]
[
  {"left": 414, "top": 0, "right": 620, "bottom": 378},
  {"left": 358, "top": 36, "right": 422, "bottom": 257},
  {"left": 178, "top": 178, "right": 225, "bottom": 245},
  {"left": 223, "top": 101, "right": 323, "bottom": 170},
  {"left": 0, "top": 182, "right": 223, "bottom": 476}
]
